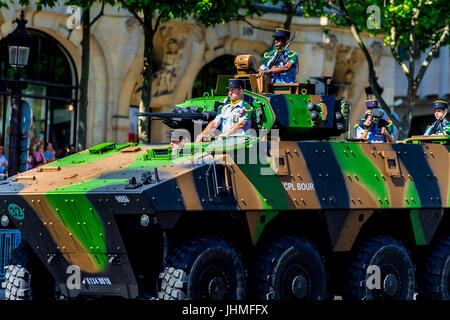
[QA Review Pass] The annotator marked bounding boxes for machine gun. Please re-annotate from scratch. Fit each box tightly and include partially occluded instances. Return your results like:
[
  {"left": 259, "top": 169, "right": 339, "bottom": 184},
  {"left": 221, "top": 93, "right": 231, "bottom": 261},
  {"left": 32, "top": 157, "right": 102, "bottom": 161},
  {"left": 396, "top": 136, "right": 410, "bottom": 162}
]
[
  {"left": 138, "top": 107, "right": 217, "bottom": 138},
  {"left": 428, "top": 109, "right": 448, "bottom": 135},
  {"left": 267, "top": 31, "right": 297, "bottom": 70},
  {"left": 137, "top": 111, "right": 215, "bottom": 122}
]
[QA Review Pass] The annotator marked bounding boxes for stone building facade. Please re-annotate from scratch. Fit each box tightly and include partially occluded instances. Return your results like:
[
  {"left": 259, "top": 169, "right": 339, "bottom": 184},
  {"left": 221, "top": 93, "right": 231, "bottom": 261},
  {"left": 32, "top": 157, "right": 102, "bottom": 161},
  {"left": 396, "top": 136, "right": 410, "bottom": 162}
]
[{"left": 1, "top": 2, "right": 447, "bottom": 151}]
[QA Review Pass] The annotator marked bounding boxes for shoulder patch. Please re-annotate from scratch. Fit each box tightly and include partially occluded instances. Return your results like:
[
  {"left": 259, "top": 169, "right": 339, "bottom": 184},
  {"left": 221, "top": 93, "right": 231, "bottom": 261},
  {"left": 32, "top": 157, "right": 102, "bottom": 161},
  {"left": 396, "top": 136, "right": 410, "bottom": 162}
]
[
  {"left": 288, "top": 51, "right": 297, "bottom": 58},
  {"left": 264, "top": 50, "right": 275, "bottom": 58}
]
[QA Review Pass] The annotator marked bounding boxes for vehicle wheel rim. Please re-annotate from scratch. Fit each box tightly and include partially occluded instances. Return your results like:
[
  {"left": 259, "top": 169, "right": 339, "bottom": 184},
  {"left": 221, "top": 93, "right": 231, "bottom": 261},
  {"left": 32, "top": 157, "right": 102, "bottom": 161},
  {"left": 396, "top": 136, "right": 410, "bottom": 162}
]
[
  {"left": 374, "top": 263, "right": 402, "bottom": 299},
  {"left": 198, "top": 265, "right": 230, "bottom": 300},
  {"left": 281, "top": 264, "right": 310, "bottom": 300},
  {"left": 383, "top": 273, "right": 399, "bottom": 297}
]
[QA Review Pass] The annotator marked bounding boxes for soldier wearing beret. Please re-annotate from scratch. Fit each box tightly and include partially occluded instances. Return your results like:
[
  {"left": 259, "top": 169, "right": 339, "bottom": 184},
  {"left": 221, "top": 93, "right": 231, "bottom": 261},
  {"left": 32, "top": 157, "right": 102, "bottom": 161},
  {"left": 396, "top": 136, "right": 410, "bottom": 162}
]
[
  {"left": 424, "top": 100, "right": 449, "bottom": 136},
  {"left": 257, "top": 28, "right": 299, "bottom": 83},
  {"left": 195, "top": 79, "right": 254, "bottom": 142}
]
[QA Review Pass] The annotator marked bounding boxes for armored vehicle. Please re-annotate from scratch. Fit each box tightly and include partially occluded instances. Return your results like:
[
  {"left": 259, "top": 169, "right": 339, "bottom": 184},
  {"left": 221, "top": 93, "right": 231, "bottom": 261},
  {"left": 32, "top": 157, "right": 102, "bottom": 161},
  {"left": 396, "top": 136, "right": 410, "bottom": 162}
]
[{"left": 1, "top": 55, "right": 449, "bottom": 301}]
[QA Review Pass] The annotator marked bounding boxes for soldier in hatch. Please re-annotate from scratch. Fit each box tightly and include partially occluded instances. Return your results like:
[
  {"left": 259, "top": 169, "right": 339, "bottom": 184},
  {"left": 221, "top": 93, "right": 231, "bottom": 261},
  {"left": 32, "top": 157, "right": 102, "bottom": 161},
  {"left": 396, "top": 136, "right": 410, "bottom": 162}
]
[
  {"left": 424, "top": 100, "right": 449, "bottom": 136},
  {"left": 195, "top": 79, "right": 253, "bottom": 142},
  {"left": 257, "top": 28, "right": 299, "bottom": 84}
]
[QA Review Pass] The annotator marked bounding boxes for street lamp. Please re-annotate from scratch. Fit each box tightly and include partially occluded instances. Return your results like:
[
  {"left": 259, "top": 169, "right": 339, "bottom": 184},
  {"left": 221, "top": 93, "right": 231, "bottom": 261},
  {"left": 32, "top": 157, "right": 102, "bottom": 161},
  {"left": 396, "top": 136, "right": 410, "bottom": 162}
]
[{"left": 5, "top": 10, "right": 32, "bottom": 176}]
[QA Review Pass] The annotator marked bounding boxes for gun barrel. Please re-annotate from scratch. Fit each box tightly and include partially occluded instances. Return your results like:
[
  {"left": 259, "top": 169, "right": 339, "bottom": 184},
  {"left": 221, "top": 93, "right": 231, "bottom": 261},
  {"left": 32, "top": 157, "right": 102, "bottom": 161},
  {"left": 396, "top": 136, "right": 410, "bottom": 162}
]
[{"left": 137, "top": 112, "right": 209, "bottom": 120}]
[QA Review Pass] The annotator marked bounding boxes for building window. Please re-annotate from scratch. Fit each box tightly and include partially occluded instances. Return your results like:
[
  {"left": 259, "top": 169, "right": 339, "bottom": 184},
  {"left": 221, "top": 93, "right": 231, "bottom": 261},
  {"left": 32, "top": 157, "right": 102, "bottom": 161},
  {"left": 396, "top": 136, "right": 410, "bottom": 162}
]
[{"left": 0, "top": 29, "right": 78, "bottom": 159}]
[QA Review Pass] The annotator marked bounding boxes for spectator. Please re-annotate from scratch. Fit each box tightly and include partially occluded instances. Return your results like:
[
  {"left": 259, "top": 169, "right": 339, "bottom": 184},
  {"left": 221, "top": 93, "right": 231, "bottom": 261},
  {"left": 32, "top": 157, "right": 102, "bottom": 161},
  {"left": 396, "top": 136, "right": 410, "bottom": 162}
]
[
  {"left": 44, "top": 141, "right": 57, "bottom": 163},
  {"left": 59, "top": 144, "right": 76, "bottom": 158},
  {"left": 68, "top": 144, "right": 76, "bottom": 155},
  {"left": 0, "top": 145, "right": 8, "bottom": 175},
  {"left": 33, "top": 144, "right": 46, "bottom": 167},
  {"left": 27, "top": 150, "right": 34, "bottom": 170}
]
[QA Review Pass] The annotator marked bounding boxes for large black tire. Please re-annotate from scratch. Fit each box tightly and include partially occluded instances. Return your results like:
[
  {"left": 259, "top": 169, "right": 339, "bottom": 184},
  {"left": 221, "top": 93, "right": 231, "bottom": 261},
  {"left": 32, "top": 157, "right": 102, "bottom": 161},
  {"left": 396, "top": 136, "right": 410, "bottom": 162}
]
[
  {"left": 2, "top": 242, "right": 32, "bottom": 300},
  {"left": 417, "top": 235, "right": 450, "bottom": 300},
  {"left": 1, "top": 241, "right": 56, "bottom": 300},
  {"left": 344, "top": 236, "right": 415, "bottom": 300},
  {"left": 158, "top": 236, "right": 246, "bottom": 300},
  {"left": 249, "top": 236, "right": 326, "bottom": 300}
]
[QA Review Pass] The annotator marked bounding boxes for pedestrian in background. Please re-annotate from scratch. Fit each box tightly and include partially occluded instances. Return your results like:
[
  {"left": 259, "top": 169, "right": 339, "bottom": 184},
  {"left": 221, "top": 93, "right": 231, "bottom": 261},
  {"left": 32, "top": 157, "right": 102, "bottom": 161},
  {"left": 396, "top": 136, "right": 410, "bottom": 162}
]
[
  {"left": 33, "top": 144, "right": 46, "bottom": 167},
  {"left": 0, "top": 145, "right": 8, "bottom": 175},
  {"left": 44, "top": 141, "right": 57, "bottom": 163}
]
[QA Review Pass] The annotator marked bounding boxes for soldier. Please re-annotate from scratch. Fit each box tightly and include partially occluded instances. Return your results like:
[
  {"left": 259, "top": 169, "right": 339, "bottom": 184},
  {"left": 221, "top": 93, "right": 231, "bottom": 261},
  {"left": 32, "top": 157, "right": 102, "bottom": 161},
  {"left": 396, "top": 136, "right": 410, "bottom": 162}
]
[
  {"left": 424, "top": 100, "right": 449, "bottom": 136},
  {"left": 355, "top": 106, "right": 394, "bottom": 143},
  {"left": 257, "top": 28, "right": 299, "bottom": 83},
  {"left": 354, "top": 99, "right": 395, "bottom": 136},
  {"left": 195, "top": 79, "right": 253, "bottom": 142}
]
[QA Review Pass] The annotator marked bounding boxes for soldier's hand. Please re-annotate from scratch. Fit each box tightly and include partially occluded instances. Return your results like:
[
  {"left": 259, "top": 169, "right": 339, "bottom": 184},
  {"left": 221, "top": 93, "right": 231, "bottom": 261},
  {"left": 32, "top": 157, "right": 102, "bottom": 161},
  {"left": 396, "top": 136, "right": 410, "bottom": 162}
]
[
  {"left": 195, "top": 134, "right": 203, "bottom": 143},
  {"left": 363, "top": 116, "right": 372, "bottom": 127}
]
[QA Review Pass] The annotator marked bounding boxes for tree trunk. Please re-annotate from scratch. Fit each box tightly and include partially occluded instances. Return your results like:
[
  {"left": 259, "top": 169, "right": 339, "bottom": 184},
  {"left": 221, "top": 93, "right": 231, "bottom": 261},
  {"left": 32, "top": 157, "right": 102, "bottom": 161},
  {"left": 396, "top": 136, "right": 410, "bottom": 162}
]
[
  {"left": 283, "top": 3, "right": 294, "bottom": 31},
  {"left": 78, "top": 9, "right": 90, "bottom": 150},
  {"left": 138, "top": 6, "right": 154, "bottom": 144}
]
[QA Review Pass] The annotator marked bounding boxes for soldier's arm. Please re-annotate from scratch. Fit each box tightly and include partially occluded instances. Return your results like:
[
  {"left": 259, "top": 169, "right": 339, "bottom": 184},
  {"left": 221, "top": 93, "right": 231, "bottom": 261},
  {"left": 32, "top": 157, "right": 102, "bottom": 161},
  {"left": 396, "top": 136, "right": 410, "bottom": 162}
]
[
  {"left": 222, "top": 119, "right": 247, "bottom": 137},
  {"left": 261, "top": 61, "right": 294, "bottom": 76},
  {"left": 360, "top": 127, "right": 370, "bottom": 140},
  {"left": 381, "top": 127, "right": 394, "bottom": 142},
  {"left": 196, "top": 118, "right": 221, "bottom": 142}
]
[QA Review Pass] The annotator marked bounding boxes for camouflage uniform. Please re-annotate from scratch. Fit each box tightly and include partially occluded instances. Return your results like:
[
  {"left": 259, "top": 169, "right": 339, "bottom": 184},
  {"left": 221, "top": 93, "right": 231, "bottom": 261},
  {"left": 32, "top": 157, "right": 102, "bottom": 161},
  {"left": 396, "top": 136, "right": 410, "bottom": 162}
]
[
  {"left": 259, "top": 28, "right": 298, "bottom": 83},
  {"left": 355, "top": 125, "right": 389, "bottom": 143},
  {"left": 424, "top": 119, "right": 450, "bottom": 136},
  {"left": 260, "top": 49, "right": 299, "bottom": 83},
  {"left": 424, "top": 100, "right": 449, "bottom": 136}
]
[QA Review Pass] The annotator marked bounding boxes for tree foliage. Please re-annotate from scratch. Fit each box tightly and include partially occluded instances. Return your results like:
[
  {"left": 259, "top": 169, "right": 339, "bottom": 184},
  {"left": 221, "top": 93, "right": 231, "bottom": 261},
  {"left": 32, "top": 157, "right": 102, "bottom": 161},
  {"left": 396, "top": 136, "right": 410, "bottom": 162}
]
[
  {"left": 116, "top": 0, "right": 264, "bottom": 142},
  {"left": 301, "top": 0, "right": 450, "bottom": 138}
]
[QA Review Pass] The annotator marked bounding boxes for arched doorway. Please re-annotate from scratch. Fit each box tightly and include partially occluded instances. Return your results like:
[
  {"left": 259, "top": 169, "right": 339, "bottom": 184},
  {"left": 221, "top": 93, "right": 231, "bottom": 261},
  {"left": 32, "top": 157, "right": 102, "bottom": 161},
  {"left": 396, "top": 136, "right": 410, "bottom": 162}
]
[
  {"left": 192, "top": 55, "right": 236, "bottom": 98},
  {"left": 0, "top": 29, "right": 78, "bottom": 159}
]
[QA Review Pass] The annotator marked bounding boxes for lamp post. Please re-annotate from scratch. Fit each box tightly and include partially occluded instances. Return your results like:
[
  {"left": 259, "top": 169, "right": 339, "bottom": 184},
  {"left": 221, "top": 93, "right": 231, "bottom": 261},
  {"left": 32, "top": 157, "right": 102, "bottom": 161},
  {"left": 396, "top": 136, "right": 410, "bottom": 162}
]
[{"left": 5, "top": 10, "right": 32, "bottom": 177}]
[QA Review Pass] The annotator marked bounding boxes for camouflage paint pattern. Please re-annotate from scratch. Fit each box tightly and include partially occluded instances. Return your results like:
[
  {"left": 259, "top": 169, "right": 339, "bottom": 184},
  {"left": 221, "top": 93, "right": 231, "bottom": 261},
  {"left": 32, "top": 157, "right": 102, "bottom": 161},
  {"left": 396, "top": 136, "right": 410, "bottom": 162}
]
[{"left": 0, "top": 90, "right": 448, "bottom": 299}]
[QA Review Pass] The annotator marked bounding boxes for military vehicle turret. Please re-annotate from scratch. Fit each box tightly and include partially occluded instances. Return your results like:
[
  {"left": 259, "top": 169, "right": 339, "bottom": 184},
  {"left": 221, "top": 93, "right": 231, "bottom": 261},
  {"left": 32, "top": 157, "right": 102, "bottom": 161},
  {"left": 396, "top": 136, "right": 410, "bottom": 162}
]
[{"left": 1, "top": 55, "right": 449, "bottom": 301}]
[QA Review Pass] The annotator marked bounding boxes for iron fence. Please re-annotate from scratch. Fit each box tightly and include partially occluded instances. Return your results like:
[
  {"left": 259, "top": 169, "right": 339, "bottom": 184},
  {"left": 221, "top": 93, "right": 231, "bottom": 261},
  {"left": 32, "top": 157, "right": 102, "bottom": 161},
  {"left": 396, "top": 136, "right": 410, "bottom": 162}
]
[{"left": 0, "top": 229, "right": 21, "bottom": 280}]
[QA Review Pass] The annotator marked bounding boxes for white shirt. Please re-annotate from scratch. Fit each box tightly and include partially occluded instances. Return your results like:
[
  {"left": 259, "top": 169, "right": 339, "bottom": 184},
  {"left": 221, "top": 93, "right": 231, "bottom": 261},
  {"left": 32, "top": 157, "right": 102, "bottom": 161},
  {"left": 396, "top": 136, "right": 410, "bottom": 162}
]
[{"left": 213, "top": 98, "right": 251, "bottom": 136}]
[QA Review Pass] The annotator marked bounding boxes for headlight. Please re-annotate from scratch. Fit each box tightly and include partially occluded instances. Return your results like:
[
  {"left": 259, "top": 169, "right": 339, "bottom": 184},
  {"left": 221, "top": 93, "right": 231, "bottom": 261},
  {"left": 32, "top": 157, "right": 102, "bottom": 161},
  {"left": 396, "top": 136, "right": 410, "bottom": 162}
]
[
  {"left": 1, "top": 215, "right": 10, "bottom": 227},
  {"left": 140, "top": 214, "right": 150, "bottom": 227}
]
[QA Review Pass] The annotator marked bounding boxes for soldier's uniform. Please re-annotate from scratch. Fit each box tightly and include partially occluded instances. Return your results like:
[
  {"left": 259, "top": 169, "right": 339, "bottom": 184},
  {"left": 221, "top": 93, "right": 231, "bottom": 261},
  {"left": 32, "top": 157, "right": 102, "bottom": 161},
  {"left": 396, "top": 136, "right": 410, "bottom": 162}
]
[
  {"left": 424, "top": 100, "right": 449, "bottom": 136},
  {"left": 213, "top": 80, "right": 253, "bottom": 136},
  {"left": 354, "top": 99, "right": 395, "bottom": 138},
  {"left": 259, "top": 28, "right": 299, "bottom": 83}
]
